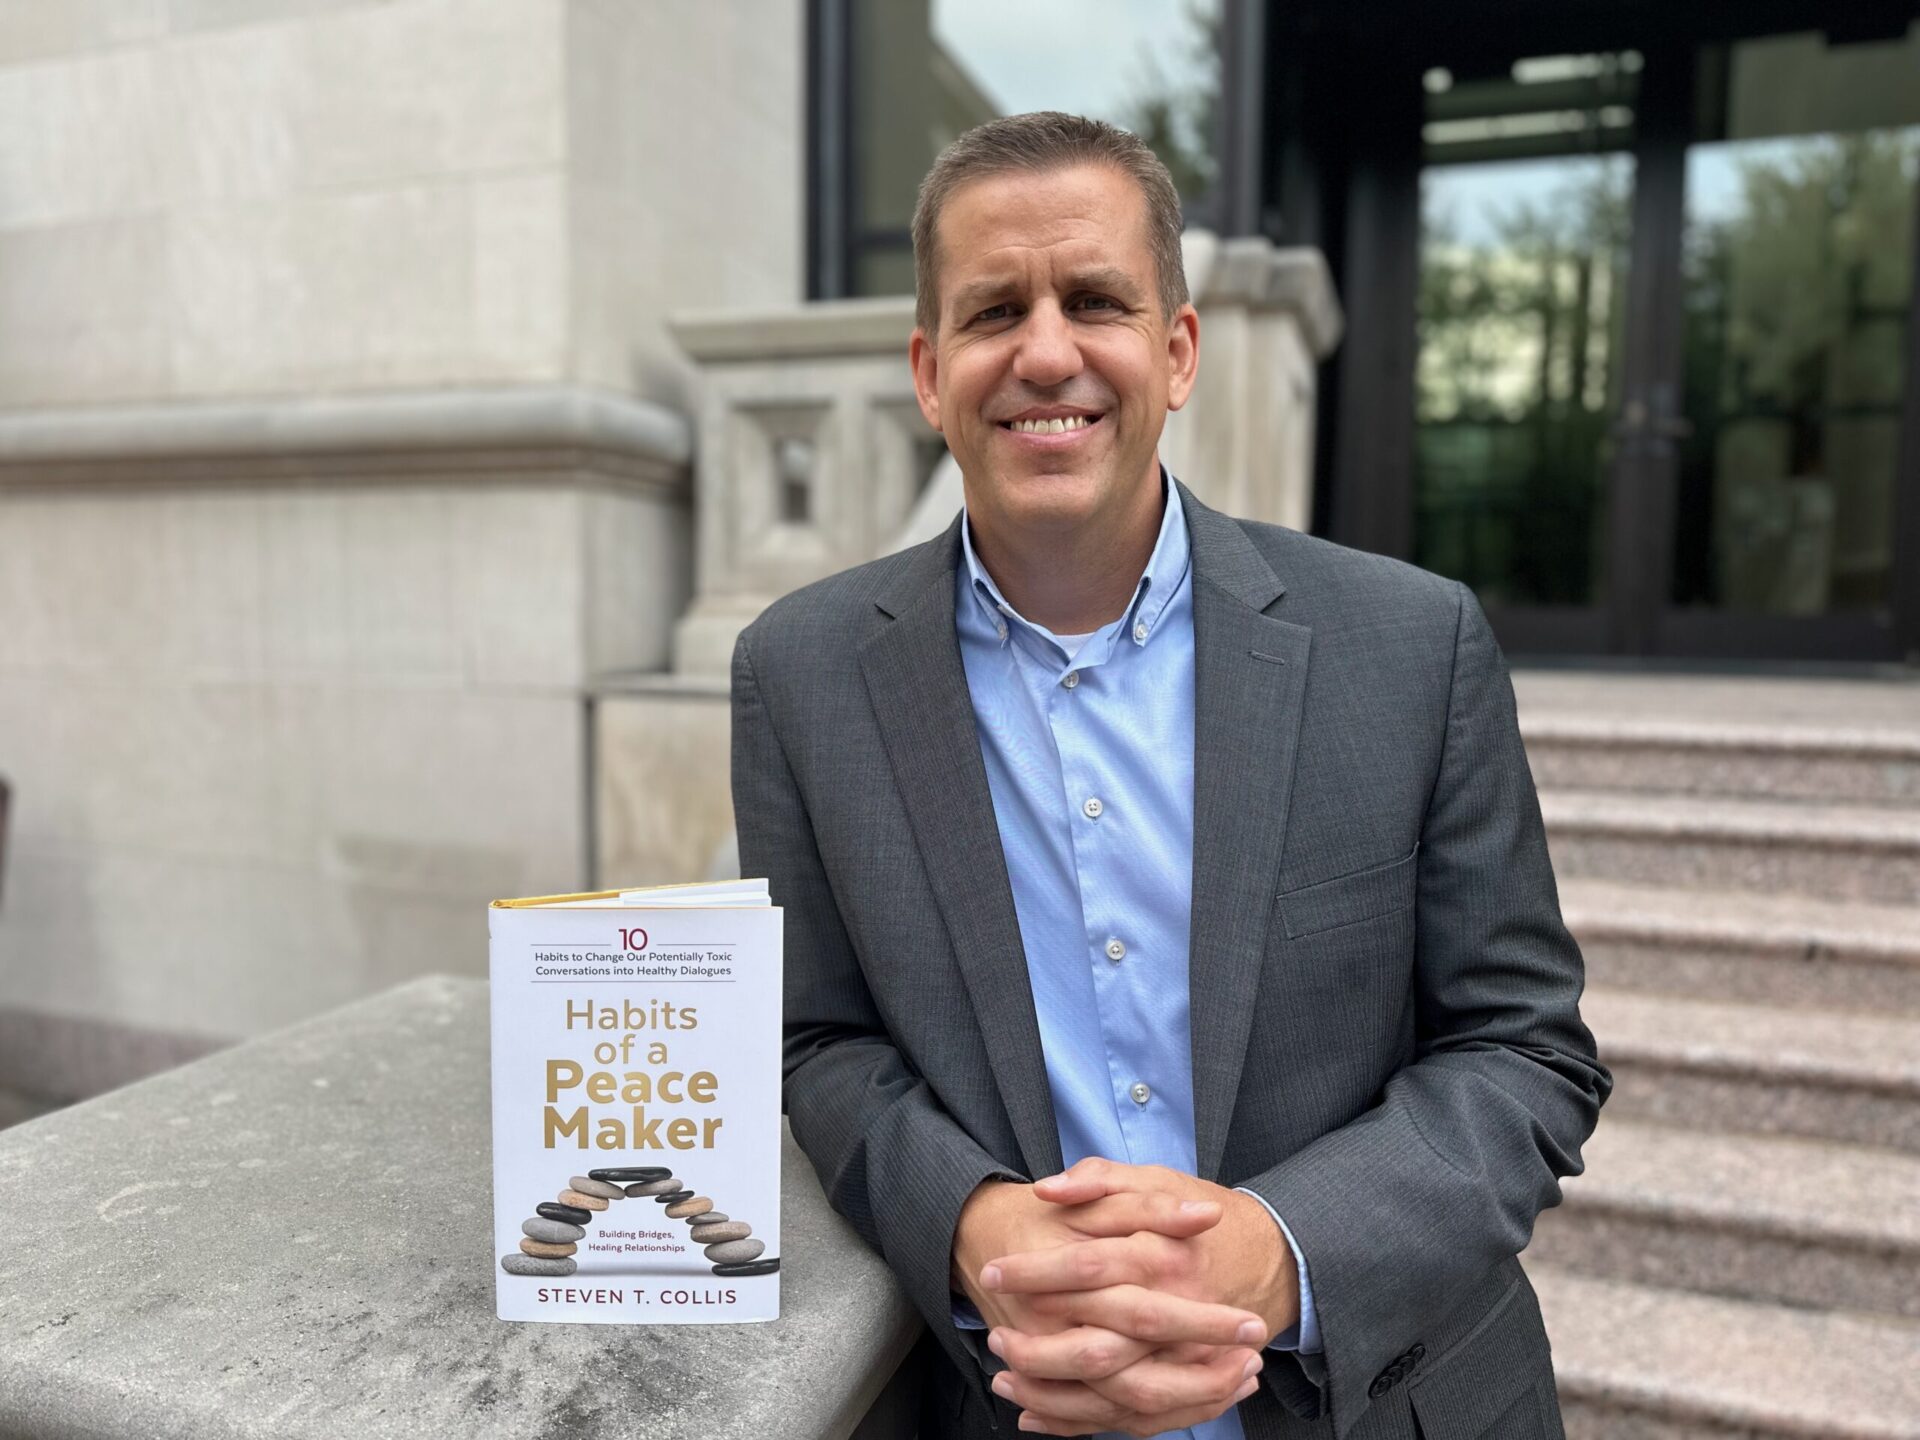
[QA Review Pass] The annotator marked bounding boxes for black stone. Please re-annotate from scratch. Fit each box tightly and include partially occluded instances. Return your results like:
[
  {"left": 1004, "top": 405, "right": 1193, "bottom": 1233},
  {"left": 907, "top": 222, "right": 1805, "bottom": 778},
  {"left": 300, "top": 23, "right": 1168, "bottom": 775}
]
[
  {"left": 712, "top": 1258, "right": 780, "bottom": 1277},
  {"left": 589, "top": 1166, "right": 674, "bottom": 1184},
  {"left": 653, "top": 1190, "right": 695, "bottom": 1204},
  {"left": 537, "top": 1201, "right": 594, "bottom": 1226}
]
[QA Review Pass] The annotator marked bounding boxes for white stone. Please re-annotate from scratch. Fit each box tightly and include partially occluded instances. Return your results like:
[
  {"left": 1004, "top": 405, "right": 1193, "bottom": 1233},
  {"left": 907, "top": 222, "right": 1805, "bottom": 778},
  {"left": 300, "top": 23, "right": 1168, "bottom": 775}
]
[
  {"left": 594, "top": 685, "right": 734, "bottom": 890},
  {"left": 0, "top": 0, "right": 163, "bottom": 66},
  {"left": 0, "top": 217, "right": 170, "bottom": 406},
  {"left": 0, "top": 47, "right": 164, "bottom": 228}
]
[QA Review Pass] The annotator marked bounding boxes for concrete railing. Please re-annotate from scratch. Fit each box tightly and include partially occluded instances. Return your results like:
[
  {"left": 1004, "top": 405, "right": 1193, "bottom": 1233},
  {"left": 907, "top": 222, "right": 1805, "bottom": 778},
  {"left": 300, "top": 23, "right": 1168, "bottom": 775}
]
[
  {"left": 591, "top": 234, "right": 1344, "bottom": 889},
  {"left": 0, "top": 977, "right": 920, "bottom": 1440},
  {"left": 663, "top": 232, "right": 1343, "bottom": 677},
  {"left": 666, "top": 296, "right": 938, "bottom": 677}
]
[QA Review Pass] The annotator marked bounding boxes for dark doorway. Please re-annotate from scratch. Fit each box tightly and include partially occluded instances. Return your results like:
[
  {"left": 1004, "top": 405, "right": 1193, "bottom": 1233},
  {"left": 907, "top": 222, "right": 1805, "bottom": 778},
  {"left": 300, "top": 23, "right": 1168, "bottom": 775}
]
[{"left": 1296, "top": 2, "right": 1920, "bottom": 662}]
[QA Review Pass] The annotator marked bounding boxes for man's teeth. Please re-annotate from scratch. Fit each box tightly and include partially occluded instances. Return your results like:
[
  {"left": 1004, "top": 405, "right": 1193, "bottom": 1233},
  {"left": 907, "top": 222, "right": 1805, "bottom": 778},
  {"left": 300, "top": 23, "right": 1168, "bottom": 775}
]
[{"left": 1009, "top": 415, "right": 1095, "bottom": 435}]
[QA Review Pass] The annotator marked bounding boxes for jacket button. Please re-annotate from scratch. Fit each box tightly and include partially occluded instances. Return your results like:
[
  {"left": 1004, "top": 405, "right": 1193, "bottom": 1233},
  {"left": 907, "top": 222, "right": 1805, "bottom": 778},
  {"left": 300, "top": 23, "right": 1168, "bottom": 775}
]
[
  {"left": 1368, "top": 1374, "right": 1394, "bottom": 1399},
  {"left": 1408, "top": 1343, "right": 1426, "bottom": 1367}
]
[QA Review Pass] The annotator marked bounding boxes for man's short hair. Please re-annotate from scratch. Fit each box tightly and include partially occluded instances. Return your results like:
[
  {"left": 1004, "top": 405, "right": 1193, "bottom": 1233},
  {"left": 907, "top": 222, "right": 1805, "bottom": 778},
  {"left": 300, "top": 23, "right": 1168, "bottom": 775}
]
[{"left": 910, "top": 110, "right": 1189, "bottom": 336}]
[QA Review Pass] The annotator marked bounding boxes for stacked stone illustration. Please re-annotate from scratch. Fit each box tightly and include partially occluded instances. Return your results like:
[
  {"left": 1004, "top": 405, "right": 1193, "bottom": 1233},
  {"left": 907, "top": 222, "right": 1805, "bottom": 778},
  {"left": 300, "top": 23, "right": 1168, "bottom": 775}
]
[{"left": 500, "top": 1165, "right": 780, "bottom": 1279}]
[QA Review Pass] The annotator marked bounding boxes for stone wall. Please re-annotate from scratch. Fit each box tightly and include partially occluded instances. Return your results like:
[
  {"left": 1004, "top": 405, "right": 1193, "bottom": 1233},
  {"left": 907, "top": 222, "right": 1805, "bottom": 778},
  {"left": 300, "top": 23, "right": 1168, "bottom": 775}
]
[
  {"left": 0, "top": 1, "right": 803, "bottom": 1095},
  {"left": 0, "top": 0, "right": 801, "bottom": 412},
  {"left": 0, "top": 392, "right": 692, "bottom": 1091}
]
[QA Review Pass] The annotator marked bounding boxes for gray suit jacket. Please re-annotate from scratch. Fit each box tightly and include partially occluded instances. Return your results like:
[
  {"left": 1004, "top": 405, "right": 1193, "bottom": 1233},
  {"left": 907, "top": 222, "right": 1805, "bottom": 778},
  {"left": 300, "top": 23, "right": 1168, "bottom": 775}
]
[{"left": 730, "top": 480, "right": 1609, "bottom": 1439}]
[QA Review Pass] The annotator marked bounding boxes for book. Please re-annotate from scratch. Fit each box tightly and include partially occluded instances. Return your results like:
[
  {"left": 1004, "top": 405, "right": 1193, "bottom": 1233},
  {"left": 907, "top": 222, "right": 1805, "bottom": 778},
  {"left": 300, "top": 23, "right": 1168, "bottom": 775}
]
[{"left": 488, "top": 878, "right": 782, "bottom": 1323}]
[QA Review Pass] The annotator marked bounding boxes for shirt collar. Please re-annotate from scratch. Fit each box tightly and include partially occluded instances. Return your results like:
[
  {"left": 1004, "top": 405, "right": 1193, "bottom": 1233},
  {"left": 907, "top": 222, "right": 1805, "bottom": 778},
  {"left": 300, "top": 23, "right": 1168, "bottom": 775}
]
[{"left": 959, "top": 465, "right": 1191, "bottom": 657}]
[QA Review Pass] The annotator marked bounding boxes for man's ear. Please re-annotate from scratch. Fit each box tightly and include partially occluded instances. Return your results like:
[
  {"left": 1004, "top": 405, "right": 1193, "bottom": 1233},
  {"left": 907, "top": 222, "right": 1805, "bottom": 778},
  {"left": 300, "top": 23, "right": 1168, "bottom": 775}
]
[
  {"left": 1165, "top": 304, "right": 1201, "bottom": 412},
  {"left": 909, "top": 327, "right": 943, "bottom": 432}
]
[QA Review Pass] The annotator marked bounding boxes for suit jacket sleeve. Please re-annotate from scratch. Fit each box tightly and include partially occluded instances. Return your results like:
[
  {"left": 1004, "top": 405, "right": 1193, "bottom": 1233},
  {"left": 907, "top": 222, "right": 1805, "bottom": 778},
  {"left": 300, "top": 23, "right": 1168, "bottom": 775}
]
[
  {"left": 1236, "top": 581, "right": 1611, "bottom": 1437},
  {"left": 731, "top": 627, "right": 1026, "bottom": 1372}
]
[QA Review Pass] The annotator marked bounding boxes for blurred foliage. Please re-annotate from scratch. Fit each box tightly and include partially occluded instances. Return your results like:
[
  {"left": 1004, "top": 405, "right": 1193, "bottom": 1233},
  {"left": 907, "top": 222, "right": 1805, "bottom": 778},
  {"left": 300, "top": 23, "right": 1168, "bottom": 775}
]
[
  {"left": 1121, "top": 0, "right": 1221, "bottom": 203},
  {"left": 1414, "top": 158, "right": 1633, "bottom": 604}
]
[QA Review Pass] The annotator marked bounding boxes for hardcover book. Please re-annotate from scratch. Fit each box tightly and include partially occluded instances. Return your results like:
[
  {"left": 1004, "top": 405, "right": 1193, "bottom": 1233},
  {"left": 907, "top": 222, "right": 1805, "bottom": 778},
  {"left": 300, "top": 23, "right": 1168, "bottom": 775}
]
[{"left": 488, "top": 878, "right": 782, "bottom": 1323}]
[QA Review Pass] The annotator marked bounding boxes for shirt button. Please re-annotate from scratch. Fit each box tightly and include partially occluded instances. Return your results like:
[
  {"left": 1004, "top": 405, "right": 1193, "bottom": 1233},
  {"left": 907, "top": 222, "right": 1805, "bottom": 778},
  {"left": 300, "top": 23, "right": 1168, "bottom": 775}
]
[
  {"left": 995, "top": 623, "right": 1008, "bottom": 640},
  {"left": 1082, "top": 797, "right": 1104, "bottom": 819},
  {"left": 1105, "top": 938, "right": 1126, "bottom": 961},
  {"left": 1133, "top": 621, "right": 1149, "bottom": 643},
  {"left": 1130, "top": 1082, "right": 1151, "bottom": 1106},
  {"left": 1062, "top": 670, "right": 1079, "bottom": 689}
]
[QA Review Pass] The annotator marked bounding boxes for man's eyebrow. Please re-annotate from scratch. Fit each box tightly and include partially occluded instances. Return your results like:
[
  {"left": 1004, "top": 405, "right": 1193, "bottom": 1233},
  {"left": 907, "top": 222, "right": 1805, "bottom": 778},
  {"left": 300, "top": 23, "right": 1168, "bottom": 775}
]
[
  {"left": 947, "top": 267, "right": 1147, "bottom": 317},
  {"left": 1062, "top": 267, "right": 1146, "bottom": 299}
]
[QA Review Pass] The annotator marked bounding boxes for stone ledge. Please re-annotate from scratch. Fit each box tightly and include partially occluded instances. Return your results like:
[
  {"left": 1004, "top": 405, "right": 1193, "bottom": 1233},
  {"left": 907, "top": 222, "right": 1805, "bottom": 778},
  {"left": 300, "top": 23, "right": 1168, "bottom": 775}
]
[
  {"left": 0, "top": 386, "right": 694, "bottom": 494},
  {"left": 670, "top": 297, "right": 918, "bottom": 363},
  {"left": 671, "top": 232, "right": 1349, "bottom": 364},
  {"left": 1179, "top": 232, "right": 1345, "bottom": 358},
  {"left": 0, "top": 1003, "right": 228, "bottom": 1105},
  {"left": 0, "top": 976, "right": 920, "bottom": 1440},
  {"left": 592, "top": 670, "right": 731, "bottom": 699}
]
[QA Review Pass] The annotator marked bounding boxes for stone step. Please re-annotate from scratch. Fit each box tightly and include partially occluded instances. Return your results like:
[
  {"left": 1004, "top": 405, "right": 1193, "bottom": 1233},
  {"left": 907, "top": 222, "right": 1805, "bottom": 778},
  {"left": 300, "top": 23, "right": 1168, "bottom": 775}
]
[
  {"left": 1562, "top": 879, "right": 1920, "bottom": 1014},
  {"left": 1581, "top": 986, "right": 1920, "bottom": 1154},
  {"left": 1526, "top": 1120, "right": 1920, "bottom": 1320},
  {"left": 1541, "top": 790, "right": 1920, "bottom": 906},
  {"left": 1521, "top": 716, "right": 1920, "bottom": 807},
  {"left": 1527, "top": 1263, "right": 1920, "bottom": 1439},
  {"left": 1512, "top": 670, "right": 1920, "bottom": 808}
]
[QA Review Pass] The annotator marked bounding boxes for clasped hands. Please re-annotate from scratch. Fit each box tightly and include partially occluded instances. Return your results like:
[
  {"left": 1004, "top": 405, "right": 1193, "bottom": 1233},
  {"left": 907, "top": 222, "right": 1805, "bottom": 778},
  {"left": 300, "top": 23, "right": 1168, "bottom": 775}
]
[{"left": 952, "top": 1158, "right": 1300, "bottom": 1437}]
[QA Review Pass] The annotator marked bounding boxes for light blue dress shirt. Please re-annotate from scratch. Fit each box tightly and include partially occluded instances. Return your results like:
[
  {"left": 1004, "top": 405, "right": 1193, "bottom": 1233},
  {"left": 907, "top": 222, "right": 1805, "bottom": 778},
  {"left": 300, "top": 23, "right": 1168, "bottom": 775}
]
[{"left": 952, "top": 470, "right": 1319, "bottom": 1440}]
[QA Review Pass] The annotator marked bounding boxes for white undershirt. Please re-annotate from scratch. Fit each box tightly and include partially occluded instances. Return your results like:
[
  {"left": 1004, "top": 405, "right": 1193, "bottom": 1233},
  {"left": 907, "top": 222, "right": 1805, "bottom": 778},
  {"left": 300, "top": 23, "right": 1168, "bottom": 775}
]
[{"left": 1054, "top": 630, "right": 1095, "bottom": 661}]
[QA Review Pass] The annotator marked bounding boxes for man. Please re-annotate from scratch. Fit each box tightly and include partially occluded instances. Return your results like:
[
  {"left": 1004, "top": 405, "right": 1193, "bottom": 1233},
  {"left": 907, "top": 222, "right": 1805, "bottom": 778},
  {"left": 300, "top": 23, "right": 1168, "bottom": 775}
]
[{"left": 731, "top": 112, "right": 1608, "bottom": 1439}]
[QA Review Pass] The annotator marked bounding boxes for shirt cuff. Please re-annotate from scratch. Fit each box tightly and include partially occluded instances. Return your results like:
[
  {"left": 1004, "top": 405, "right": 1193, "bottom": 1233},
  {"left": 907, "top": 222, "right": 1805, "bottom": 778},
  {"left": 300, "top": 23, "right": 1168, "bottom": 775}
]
[
  {"left": 952, "top": 1293, "right": 988, "bottom": 1330},
  {"left": 1233, "top": 1186, "right": 1322, "bottom": 1354}
]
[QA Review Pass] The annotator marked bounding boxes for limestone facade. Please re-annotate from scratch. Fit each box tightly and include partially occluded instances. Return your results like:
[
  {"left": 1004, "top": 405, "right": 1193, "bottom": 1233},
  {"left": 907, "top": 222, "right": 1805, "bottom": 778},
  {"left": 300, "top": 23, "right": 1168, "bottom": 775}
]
[{"left": 0, "top": 0, "right": 799, "bottom": 1094}]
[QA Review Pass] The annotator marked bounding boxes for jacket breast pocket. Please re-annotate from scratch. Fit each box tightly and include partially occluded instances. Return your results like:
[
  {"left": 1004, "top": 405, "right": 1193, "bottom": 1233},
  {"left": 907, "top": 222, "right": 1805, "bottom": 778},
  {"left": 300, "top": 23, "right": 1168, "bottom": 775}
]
[{"left": 1275, "top": 842, "right": 1420, "bottom": 940}]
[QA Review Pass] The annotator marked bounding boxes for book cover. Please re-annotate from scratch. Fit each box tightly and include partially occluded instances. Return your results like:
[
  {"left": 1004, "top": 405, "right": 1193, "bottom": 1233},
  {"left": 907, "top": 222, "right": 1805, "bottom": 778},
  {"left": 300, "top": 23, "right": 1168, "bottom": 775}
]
[{"left": 488, "top": 879, "right": 782, "bottom": 1323}]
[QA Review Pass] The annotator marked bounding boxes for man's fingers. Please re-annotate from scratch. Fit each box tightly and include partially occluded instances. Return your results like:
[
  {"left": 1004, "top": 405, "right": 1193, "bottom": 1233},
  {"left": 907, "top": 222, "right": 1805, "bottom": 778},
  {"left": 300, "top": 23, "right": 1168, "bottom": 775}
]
[
  {"left": 1092, "top": 1375, "right": 1267, "bottom": 1438},
  {"left": 995, "top": 1349, "right": 1263, "bottom": 1435},
  {"left": 1032, "top": 1156, "right": 1160, "bottom": 1206},
  {"left": 988, "top": 1323, "right": 1153, "bottom": 1381},
  {"left": 985, "top": 1234, "right": 1180, "bottom": 1295},
  {"left": 1061, "top": 1189, "right": 1223, "bottom": 1240},
  {"left": 1016, "top": 1380, "right": 1264, "bottom": 1438},
  {"left": 1026, "top": 1283, "right": 1267, "bottom": 1347}
]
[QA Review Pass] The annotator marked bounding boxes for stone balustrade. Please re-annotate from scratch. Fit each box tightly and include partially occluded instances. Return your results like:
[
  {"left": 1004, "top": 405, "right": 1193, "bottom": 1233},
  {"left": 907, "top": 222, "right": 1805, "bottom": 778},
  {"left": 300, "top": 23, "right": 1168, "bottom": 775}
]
[
  {"left": 662, "top": 232, "right": 1342, "bottom": 677},
  {"left": 0, "top": 976, "right": 920, "bottom": 1440}
]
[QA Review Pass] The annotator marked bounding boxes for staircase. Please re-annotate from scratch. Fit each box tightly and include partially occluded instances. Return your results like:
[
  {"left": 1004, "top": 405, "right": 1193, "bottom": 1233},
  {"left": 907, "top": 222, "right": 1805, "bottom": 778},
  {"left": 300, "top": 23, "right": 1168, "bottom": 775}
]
[{"left": 1512, "top": 672, "right": 1920, "bottom": 1440}]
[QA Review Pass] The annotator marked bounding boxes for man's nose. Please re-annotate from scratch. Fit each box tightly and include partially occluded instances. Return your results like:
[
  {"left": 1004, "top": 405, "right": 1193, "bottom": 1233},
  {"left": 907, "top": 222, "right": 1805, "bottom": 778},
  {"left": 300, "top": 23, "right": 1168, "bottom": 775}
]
[{"left": 1010, "top": 301, "right": 1082, "bottom": 388}]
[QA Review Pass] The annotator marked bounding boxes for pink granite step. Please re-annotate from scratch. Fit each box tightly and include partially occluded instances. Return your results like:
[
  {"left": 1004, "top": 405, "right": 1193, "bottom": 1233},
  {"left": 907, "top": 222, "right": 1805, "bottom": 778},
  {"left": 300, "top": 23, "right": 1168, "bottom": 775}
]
[
  {"left": 1526, "top": 1120, "right": 1920, "bottom": 1320},
  {"left": 1521, "top": 717, "right": 1920, "bottom": 807},
  {"left": 1529, "top": 1262, "right": 1920, "bottom": 1439},
  {"left": 1581, "top": 986, "right": 1920, "bottom": 1153},
  {"left": 1542, "top": 791, "right": 1920, "bottom": 905},
  {"left": 1562, "top": 879, "right": 1920, "bottom": 1013}
]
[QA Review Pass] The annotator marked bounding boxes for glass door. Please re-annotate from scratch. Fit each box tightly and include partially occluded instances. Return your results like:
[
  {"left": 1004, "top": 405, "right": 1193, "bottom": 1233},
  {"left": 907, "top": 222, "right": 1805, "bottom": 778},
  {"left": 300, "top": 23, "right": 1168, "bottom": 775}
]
[
  {"left": 1412, "top": 27, "right": 1920, "bottom": 661},
  {"left": 1656, "top": 24, "right": 1920, "bottom": 659},
  {"left": 1415, "top": 53, "right": 1641, "bottom": 652}
]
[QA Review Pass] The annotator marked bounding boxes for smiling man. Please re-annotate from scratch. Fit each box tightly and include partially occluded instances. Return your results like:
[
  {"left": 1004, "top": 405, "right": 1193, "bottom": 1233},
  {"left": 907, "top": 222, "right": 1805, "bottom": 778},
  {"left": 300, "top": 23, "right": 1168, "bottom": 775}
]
[{"left": 732, "top": 112, "right": 1608, "bottom": 1440}]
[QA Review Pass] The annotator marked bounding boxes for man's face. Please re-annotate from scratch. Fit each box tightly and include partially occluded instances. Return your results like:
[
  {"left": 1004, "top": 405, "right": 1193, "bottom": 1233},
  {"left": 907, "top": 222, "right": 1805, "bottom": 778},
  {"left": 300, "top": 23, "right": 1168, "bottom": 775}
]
[{"left": 909, "top": 163, "right": 1199, "bottom": 539}]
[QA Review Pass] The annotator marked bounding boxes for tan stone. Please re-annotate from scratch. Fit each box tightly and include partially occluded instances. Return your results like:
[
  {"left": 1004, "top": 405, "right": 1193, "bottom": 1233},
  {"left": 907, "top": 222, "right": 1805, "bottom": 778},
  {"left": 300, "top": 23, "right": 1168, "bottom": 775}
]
[
  {"left": 557, "top": 1188, "right": 607, "bottom": 1212},
  {"left": 519, "top": 1238, "right": 577, "bottom": 1259},
  {"left": 664, "top": 1196, "right": 712, "bottom": 1220}
]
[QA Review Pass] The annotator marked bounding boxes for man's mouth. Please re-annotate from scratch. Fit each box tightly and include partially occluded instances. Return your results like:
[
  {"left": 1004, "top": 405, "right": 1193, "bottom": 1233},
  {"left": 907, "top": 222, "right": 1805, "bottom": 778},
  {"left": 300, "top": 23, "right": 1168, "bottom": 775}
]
[{"left": 998, "top": 413, "right": 1105, "bottom": 438}]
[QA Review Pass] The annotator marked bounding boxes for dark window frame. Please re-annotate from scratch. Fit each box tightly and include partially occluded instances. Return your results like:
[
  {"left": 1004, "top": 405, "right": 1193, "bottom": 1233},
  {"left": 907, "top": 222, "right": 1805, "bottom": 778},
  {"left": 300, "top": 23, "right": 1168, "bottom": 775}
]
[{"left": 805, "top": 0, "right": 1266, "bottom": 303}]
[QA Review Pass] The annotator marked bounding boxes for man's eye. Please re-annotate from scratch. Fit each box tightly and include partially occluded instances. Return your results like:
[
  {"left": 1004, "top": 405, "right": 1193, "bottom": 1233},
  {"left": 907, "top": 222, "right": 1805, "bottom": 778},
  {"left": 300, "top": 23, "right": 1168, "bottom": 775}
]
[
  {"left": 1074, "top": 295, "right": 1120, "bottom": 313},
  {"left": 976, "top": 303, "right": 1014, "bottom": 323}
]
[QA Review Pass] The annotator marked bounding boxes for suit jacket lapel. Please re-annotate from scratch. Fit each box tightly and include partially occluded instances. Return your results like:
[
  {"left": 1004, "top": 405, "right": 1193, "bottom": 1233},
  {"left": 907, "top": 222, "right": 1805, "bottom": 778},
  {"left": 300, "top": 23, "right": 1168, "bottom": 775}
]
[
  {"left": 1178, "top": 482, "right": 1313, "bottom": 1182},
  {"left": 857, "top": 517, "right": 1066, "bottom": 1181}
]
